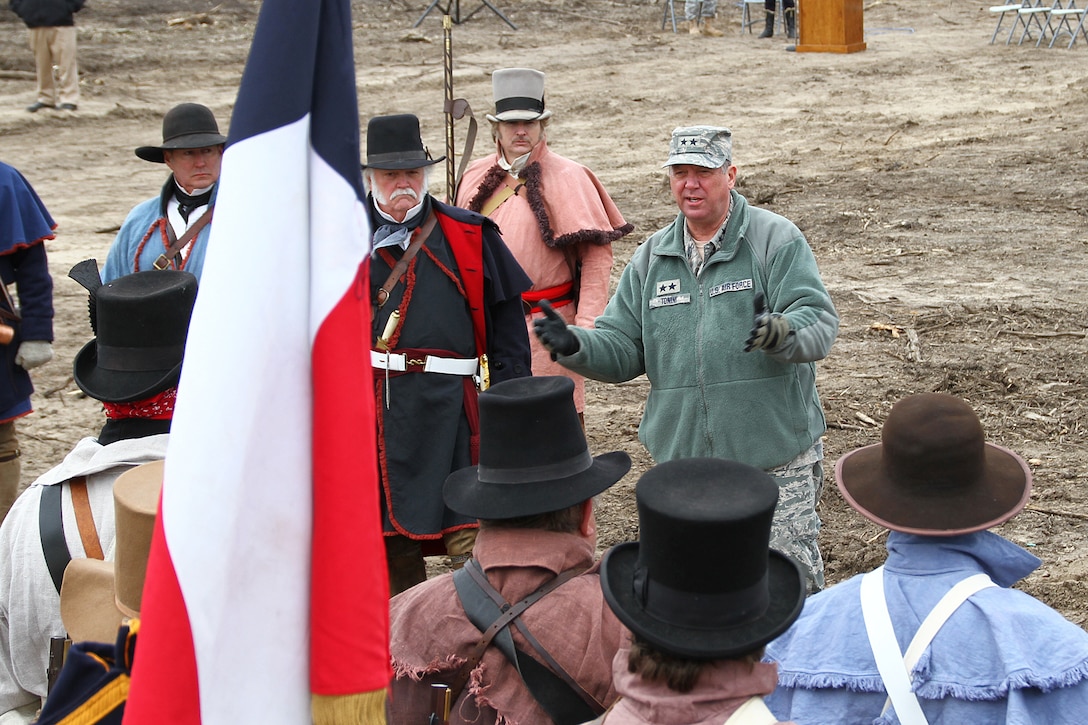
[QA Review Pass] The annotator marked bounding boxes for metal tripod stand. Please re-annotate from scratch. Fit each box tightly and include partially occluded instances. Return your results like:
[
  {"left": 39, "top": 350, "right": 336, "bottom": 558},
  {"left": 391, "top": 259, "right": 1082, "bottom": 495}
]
[{"left": 413, "top": 0, "right": 517, "bottom": 29}]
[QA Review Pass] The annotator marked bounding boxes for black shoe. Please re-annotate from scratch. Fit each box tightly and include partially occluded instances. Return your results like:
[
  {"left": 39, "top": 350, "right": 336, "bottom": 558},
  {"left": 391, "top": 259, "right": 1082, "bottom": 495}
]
[
  {"left": 57, "top": 103, "right": 77, "bottom": 111},
  {"left": 26, "top": 102, "right": 54, "bottom": 113}
]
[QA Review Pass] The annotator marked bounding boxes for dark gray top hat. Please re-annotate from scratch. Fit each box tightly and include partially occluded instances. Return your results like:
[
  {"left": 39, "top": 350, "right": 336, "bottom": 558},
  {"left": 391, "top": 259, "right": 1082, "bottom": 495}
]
[
  {"left": 444, "top": 376, "right": 630, "bottom": 519},
  {"left": 836, "top": 393, "right": 1032, "bottom": 536},
  {"left": 600, "top": 458, "right": 806, "bottom": 660},
  {"left": 362, "top": 114, "right": 445, "bottom": 171},
  {"left": 73, "top": 271, "right": 198, "bottom": 403},
  {"left": 135, "top": 103, "right": 227, "bottom": 164}
]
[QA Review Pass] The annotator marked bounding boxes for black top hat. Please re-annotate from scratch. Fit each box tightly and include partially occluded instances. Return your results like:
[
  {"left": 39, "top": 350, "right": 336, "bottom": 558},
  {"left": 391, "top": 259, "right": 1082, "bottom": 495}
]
[
  {"left": 362, "top": 114, "right": 445, "bottom": 171},
  {"left": 836, "top": 393, "right": 1032, "bottom": 536},
  {"left": 73, "top": 271, "right": 198, "bottom": 403},
  {"left": 600, "top": 458, "right": 806, "bottom": 660},
  {"left": 135, "top": 103, "right": 227, "bottom": 164},
  {"left": 444, "top": 376, "right": 630, "bottom": 519}
]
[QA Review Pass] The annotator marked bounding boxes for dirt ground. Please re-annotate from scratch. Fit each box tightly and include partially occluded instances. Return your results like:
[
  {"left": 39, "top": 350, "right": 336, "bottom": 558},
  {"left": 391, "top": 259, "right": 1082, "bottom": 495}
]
[{"left": 1, "top": 0, "right": 1086, "bottom": 626}]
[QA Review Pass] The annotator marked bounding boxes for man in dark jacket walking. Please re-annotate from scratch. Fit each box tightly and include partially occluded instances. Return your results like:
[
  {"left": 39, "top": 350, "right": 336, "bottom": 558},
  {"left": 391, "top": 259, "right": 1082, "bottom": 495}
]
[{"left": 9, "top": 0, "right": 85, "bottom": 112}]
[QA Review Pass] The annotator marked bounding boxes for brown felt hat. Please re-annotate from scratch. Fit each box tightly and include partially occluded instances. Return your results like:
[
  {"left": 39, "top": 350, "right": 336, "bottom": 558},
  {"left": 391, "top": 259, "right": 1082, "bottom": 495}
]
[
  {"left": 836, "top": 393, "right": 1032, "bottom": 535},
  {"left": 60, "top": 460, "right": 164, "bottom": 643}
]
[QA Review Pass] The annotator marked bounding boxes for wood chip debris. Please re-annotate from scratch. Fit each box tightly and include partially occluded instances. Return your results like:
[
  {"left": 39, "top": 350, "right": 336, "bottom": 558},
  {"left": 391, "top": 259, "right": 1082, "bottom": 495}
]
[{"left": 870, "top": 322, "right": 905, "bottom": 338}]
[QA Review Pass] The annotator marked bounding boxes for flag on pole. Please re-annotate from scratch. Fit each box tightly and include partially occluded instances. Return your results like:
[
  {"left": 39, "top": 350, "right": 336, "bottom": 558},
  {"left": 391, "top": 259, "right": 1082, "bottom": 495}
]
[{"left": 124, "top": 0, "right": 389, "bottom": 721}]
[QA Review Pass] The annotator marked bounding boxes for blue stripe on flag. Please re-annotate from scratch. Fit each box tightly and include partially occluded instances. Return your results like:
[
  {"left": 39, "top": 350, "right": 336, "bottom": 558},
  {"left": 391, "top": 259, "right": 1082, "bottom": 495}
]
[{"left": 228, "top": 0, "right": 364, "bottom": 200}]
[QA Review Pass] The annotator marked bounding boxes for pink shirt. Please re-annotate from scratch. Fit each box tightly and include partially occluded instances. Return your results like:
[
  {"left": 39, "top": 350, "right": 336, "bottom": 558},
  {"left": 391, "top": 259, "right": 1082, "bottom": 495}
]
[{"left": 458, "top": 140, "right": 632, "bottom": 411}]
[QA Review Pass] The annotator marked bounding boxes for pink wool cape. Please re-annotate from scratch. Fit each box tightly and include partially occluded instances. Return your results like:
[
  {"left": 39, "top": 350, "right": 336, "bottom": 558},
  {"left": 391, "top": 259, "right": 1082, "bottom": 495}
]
[
  {"left": 601, "top": 642, "right": 797, "bottom": 725},
  {"left": 457, "top": 139, "right": 632, "bottom": 412},
  {"left": 387, "top": 527, "right": 625, "bottom": 724}
]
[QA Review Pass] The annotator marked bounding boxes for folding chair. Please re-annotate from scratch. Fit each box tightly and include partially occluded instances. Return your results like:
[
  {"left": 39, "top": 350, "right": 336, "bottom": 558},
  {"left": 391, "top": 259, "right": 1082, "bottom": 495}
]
[
  {"left": 740, "top": 0, "right": 784, "bottom": 34},
  {"left": 1048, "top": 0, "right": 1088, "bottom": 46},
  {"left": 989, "top": 0, "right": 1030, "bottom": 44},
  {"left": 663, "top": 0, "right": 678, "bottom": 32},
  {"left": 1016, "top": 0, "right": 1060, "bottom": 45}
]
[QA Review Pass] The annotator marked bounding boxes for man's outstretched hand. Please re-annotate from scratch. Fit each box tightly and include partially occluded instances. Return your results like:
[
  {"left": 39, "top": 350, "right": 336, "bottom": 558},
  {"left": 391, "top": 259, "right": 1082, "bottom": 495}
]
[
  {"left": 745, "top": 292, "right": 791, "bottom": 352},
  {"left": 533, "top": 299, "right": 580, "bottom": 360}
]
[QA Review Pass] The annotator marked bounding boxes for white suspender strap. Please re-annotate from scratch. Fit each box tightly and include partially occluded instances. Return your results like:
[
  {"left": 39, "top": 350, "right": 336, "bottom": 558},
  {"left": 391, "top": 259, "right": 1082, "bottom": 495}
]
[
  {"left": 861, "top": 566, "right": 930, "bottom": 725},
  {"left": 723, "top": 696, "right": 779, "bottom": 724},
  {"left": 902, "top": 573, "right": 996, "bottom": 672},
  {"left": 862, "top": 567, "right": 998, "bottom": 724}
]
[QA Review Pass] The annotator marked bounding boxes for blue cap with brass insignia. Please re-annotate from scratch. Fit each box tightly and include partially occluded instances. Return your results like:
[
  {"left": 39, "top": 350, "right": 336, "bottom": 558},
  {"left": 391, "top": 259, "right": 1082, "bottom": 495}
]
[{"left": 663, "top": 125, "right": 733, "bottom": 169}]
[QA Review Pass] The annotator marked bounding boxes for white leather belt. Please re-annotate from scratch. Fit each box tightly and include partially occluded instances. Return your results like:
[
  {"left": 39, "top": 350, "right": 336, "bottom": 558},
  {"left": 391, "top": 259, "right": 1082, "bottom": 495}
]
[{"left": 370, "top": 350, "right": 478, "bottom": 376}]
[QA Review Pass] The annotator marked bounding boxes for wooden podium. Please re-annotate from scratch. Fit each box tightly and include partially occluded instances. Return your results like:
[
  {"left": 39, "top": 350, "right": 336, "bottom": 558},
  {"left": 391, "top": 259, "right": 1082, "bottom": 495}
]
[{"left": 796, "top": 0, "right": 866, "bottom": 53}]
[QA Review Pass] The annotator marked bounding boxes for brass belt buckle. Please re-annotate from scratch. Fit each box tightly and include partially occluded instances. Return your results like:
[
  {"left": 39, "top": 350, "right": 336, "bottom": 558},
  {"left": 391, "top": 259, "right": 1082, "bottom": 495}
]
[{"left": 152, "top": 254, "right": 172, "bottom": 270}]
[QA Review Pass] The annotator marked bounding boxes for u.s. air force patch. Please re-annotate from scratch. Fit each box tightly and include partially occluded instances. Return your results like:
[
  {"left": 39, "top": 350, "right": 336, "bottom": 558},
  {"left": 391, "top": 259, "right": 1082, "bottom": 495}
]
[
  {"left": 709, "top": 278, "right": 753, "bottom": 298},
  {"left": 650, "top": 279, "right": 691, "bottom": 309}
]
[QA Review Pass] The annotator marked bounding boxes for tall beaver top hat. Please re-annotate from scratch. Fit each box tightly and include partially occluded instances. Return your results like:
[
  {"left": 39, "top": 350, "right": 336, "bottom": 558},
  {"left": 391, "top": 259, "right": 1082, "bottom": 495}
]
[
  {"left": 600, "top": 458, "right": 806, "bottom": 660},
  {"left": 836, "top": 393, "right": 1032, "bottom": 535},
  {"left": 444, "top": 376, "right": 630, "bottom": 519},
  {"left": 362, "top": 114, "right": 445, "bottom": 171},
  {"left": 135, "top": 103, "right": 226, "bottom": 164},
  {"left": 73, "top": 271, "right": 198, "bottom": 403},
  {"left": 485, "top": 68, "right": 553, "bottom": 123}
]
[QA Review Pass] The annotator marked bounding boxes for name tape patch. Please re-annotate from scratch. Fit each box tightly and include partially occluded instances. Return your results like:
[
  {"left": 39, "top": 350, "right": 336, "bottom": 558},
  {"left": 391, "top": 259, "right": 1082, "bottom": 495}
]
[{"left": 709, "top": 279, "right": 753, "bottom": 298}]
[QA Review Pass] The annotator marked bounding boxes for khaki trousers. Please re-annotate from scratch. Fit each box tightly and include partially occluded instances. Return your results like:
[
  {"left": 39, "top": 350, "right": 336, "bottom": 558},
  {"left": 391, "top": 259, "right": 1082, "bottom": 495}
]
[
  {"left": 29, "top": 26, "right": 79, "bottom": 106},
  {"left": 385, "top": 527, "right": 478, "bottom": 597},
  {"left": 0, "top": 421, "right": 22, "bottom": 525}
]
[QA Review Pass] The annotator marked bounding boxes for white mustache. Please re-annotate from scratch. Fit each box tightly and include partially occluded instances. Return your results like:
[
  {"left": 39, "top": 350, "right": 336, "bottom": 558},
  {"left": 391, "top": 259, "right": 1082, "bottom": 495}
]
[{"left": 390, "top": 188, "right": 419, "bottom": 200}]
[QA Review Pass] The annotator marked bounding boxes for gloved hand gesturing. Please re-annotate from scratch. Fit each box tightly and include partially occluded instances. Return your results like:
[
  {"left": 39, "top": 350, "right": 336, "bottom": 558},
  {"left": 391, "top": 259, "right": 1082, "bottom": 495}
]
[
  {"left": 744, "top": 293, "right": 790, "bottom": 352},
  {"left": 533, "top": 299, "right": 580, "bottom": 361},
  {"left": 14, "top": 340, "right": 53, "bottom": 371}
]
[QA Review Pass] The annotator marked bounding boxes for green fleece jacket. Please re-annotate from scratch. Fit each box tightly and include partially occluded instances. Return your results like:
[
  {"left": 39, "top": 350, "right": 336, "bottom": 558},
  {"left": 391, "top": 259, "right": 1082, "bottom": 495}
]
[{"left": 560, "top": 191, "right": 838, "bottom": 470}]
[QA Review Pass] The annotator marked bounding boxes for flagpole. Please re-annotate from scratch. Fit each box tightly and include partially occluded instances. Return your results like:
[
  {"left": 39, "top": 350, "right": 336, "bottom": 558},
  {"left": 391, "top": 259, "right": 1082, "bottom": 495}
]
[{"left": 444, "top": 14, "right": 456, "bottom": 203}]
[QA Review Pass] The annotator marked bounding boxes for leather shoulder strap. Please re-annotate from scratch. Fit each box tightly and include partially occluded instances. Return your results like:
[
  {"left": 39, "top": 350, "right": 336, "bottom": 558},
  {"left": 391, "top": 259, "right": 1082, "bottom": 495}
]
[
  {"left": 155, "top": 206, "right": 214, "bottom": 270},
  {"left": 451, "top": 559, "right": 603, "bottom": 724},
  {"left": 39, "top": 483, "right": 70, "bottom": 595},
  {"left": 69, "top": 476, "right": 104, "bottom": 561},
  {"left": 374, "top": 211, "right": 437, "bottom": 309}
]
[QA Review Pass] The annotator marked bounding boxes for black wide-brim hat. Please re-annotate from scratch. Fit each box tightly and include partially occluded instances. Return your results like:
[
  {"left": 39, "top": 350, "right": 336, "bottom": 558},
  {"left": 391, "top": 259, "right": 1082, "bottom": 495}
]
[
  {"left": 600, "top": 458, "right": 806, "bottom": 660},
  {"left": 135, "top": 103, "right": 227, "bottom": 164},
  {"left": 444, "top": 376, "right": 630, "bottom": 519},
  {"left": 73, "top": 271, "right": 198, "bottom": 403},
  {"left": 362, "top": 113, "right": 445, "bottom": 171},
  {"left": 836, "top": 393, "right": 1032, "bottom": 536}
]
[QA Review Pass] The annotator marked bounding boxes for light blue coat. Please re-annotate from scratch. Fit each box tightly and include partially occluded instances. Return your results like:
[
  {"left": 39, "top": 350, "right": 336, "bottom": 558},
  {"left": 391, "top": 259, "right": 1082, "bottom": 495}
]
[{"left": 766, "top": 531, "right": 1088, "bottom": 724}]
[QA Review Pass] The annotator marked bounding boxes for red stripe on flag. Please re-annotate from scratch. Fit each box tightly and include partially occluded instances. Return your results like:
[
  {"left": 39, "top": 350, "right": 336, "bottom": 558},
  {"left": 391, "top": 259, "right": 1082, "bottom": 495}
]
[
  {"left": 125, "top": 504, "right": 201, "bottom": 722},
  {"left": 310, "top": 263, "right": 390, "bottom": 694}
]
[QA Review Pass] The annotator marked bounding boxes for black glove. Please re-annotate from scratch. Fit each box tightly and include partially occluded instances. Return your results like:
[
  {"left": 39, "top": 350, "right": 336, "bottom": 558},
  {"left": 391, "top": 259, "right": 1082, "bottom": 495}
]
[
  {"left": 533, "top": 299, "right": 580, "bottom": 360},
  {"left": 745, "top": 292, "right": 791, "bottom": 352}
]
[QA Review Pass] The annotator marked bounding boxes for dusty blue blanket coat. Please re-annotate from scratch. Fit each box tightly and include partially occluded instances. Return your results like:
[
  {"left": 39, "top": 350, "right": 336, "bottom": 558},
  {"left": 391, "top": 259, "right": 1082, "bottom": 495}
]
[{"left": 765, "top": 531, "right": 1088, "bottom": 724}]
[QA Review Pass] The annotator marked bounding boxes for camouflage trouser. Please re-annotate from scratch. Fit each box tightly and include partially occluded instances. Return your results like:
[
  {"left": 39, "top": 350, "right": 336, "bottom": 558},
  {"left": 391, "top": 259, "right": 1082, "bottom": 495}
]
[
  {"left": 684, "top": 0, "right": 718, "bottom": 20},
  {"left": 767, "top": 441, "right": 825, "bottom": 592}
]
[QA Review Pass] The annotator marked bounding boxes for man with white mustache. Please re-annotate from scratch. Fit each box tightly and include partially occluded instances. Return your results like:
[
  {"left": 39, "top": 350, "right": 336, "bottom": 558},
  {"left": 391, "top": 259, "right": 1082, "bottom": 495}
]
[{"left": 362, "top": 113, "right": 532, "bottom": 596}]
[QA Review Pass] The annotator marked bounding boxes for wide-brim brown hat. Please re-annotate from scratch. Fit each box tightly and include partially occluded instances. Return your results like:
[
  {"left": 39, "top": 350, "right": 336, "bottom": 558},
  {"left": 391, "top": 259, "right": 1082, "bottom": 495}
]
[
  {"left": 61, "top": 460, "right": 164, "bottom": 643},
  {"left": 135, "top": 103, "right": 227, "bottom": 163},
  {"left": 600, "top": 458, "right": 806, "bottom": 660},
  {"left": 362, "top": 114, "right": 444, "bottom": 170},
  {"left": 444, "top": 376, "right": 630, "bottom": 519},
  {"left": 73, "top": 271, "right": 197, "bottom": 403},
  {"left": 485, "top": 68, "right": 553, "bottom": 123},
  {"left": 836, "top": 393, "right": 1032, "bottom": 535}
]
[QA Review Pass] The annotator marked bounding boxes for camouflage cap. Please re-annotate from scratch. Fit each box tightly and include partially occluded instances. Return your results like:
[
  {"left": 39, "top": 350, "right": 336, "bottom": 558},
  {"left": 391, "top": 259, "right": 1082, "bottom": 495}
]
[{"left": 663, "top": 126, "right": 733, "bottom": 169}]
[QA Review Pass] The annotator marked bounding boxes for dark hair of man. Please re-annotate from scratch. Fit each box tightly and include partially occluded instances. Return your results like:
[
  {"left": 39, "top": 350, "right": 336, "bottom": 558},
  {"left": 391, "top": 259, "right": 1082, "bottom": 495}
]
[
  {"left": 627, "top": 634, "right": 765, "bottom": 694},
  {"left": 478, "top": 501, "right": 584, "bottom": 534}
]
